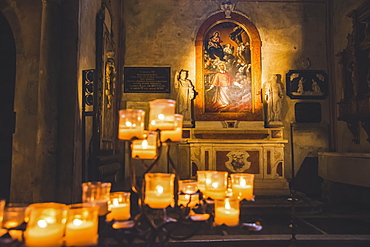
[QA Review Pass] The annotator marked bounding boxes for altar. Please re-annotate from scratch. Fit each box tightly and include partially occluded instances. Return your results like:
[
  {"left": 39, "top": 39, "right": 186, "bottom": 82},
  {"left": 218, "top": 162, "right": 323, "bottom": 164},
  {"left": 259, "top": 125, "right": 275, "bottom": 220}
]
[{"left": 172, "top": 122, "right": 289, "bottom": 195}]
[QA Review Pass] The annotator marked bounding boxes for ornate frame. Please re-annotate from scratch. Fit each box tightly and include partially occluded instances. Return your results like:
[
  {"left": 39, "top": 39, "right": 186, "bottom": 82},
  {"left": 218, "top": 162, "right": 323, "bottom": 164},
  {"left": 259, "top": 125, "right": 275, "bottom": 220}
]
[{"left": 195, "top": 12, "right": 262, "bottom": 121}]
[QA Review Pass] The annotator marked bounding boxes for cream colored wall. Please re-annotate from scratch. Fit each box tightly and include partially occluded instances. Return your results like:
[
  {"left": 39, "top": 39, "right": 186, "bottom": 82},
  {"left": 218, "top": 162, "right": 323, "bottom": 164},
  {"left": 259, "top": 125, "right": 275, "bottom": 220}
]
[
  {"left": 122, "top": 0, "right": 331, "bottom": 180},
  {"left": 332, "top": 0, "right": 370, "bottom": 152}
]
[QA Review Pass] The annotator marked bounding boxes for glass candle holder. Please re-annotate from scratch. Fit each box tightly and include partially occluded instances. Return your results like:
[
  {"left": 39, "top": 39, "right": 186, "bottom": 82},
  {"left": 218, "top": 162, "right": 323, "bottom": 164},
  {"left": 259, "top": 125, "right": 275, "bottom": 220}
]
[
  {"left": 178, "top": 194, "right": 199, "bottom": 208},
  {"left": 148, "top": 99, "right": 176, "bottom": 130},
  {"left": 2, "top": 203, "right": 27, "bottom": 229},
  {"left": 144, "top": 173, "right": 175, "bottom": 209},
  {"left": 214, "top": 198, "right": 240, "bottom": 227},
  {"left": 196, "top": 171, "right": 209, "bottom": 195},
  {"left": 179, "top": 180, "right": 198, "bottom": 194},
  {"left": 230, "top": 173, "right": 255, "bottom": 201},
  {"left": 205, "top": 171, "right": 228, "bottom": 200},
  {"left": 132, "top": 131, "right": 157, "bottom": 159},
  {"left": 24, "top": 202, "right": 68, "bottom": 247},
  {"left": 82, "top": 182, "right": 111, "bottom": 216},
  {"left": 118, "top": 109, "right": 145, "bottom": 140},
  {"left": 160, "top": 114, "right": 183, "bottom": 142},
  {"left": 107, "top": 192, "right": 131, "bottom": 221},
  {"left": 64, "top": 204, "right": 99, "bottom": 247}
]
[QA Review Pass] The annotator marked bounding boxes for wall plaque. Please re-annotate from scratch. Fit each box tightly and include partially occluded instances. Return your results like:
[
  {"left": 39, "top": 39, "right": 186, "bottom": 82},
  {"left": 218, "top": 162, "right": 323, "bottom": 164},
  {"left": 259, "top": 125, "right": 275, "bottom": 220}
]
[{"left": 124, "top": 67, "right": 170, "bottom": 93}]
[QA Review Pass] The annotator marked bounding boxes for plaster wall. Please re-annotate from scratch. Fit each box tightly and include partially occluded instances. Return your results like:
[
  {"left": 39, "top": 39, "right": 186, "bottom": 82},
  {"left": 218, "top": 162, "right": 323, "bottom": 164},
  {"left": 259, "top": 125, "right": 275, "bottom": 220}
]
[
  {"left": 122, "top": 0, "right": 331, "bottom": 179},
  {"left": 332, "top": 0, "right": 370, "bottom": 152}
]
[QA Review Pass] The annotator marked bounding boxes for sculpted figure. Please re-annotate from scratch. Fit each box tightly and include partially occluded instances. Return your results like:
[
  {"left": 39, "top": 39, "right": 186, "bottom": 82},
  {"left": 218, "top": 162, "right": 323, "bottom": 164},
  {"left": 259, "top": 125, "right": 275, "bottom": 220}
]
[
  {"left": 175, "top": 70, "right": 196, "bottom": 122},
  {"left": 265, "top": 75, "right": 284, "bottom": 123}
]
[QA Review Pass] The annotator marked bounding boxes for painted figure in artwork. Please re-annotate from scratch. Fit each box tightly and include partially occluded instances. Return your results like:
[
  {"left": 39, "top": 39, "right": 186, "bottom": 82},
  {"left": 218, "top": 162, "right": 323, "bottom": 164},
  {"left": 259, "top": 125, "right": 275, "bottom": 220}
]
[
  {"left": 175, "top": 70, "right": 196, "bottom": 122},
  {"left": 204, "top": 23, "right": 253, "bottom": 113}
]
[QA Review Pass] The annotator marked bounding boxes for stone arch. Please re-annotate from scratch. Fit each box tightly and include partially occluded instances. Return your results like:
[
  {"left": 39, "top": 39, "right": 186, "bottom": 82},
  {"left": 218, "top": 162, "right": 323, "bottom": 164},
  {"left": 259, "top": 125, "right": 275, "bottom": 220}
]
[{"left": 195, "top": 12, "right": 262, "bottom": 121}]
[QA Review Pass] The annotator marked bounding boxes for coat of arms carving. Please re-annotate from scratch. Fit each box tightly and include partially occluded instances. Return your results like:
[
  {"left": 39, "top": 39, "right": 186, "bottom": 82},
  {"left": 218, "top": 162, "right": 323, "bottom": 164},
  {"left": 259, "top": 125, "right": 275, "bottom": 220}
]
[{"left": 225, "top": 151, "right": 251, "bottom": 172}]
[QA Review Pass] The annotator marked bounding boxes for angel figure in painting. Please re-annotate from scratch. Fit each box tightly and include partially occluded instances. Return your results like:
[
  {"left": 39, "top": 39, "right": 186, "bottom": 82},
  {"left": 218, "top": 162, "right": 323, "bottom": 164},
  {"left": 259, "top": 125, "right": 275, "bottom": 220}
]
[
  {"left": 264, "top": 74, "right": 284, "bottom": 125},
  {"left": 175, "top": 70, "right": 197, "bottom": 123}
]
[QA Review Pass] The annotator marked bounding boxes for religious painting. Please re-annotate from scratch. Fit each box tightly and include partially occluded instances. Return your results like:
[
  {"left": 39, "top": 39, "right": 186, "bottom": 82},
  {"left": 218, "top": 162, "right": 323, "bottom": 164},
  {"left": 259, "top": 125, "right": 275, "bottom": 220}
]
[
  {"left": 286, "top": 70, "right": 328, "bottom": 99},
  {"left": 195, "top": 12, "right": 262, "bottom": 121},
  {"left": 204, "top": 22, "right": 252, "bottom": 113}
]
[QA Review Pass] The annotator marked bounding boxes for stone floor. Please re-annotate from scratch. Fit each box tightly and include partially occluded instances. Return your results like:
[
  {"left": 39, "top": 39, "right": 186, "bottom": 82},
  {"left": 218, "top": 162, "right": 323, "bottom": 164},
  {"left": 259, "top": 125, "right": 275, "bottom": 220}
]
[{"left": 160, "top": 194, "right": 370, "bottom": 247}]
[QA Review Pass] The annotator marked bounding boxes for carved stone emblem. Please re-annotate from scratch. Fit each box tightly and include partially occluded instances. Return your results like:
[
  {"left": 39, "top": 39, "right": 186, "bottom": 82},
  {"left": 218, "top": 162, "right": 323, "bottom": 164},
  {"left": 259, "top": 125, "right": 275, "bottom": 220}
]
[{"left": 225, "top": 151, "right": 251, "bottom": 172}]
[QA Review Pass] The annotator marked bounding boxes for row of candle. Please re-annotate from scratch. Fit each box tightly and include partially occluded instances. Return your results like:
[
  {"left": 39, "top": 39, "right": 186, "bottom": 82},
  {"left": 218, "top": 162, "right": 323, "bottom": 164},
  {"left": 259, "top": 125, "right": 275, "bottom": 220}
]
[
  {"left": 143, "top": 171, "right": 254, "bottom": 227},
  {"left": 0, "top": 182, "right": 131, "bottom": 246},
  {"left": 118, "top": 99, "right": 183, "bottom": 159}
]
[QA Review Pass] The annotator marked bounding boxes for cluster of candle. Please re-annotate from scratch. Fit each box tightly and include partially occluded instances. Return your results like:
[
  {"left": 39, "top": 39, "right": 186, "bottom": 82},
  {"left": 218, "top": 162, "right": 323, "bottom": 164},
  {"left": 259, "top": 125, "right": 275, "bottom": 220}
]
[
  {"left": 0, "top": 182, "right": 132, "bottom": 246},
  {"left": 118, "top": 99, "right": 183, "bottom": 159},
  {"left": 197, "top": 170, "right": 255, "bottom": 226}
]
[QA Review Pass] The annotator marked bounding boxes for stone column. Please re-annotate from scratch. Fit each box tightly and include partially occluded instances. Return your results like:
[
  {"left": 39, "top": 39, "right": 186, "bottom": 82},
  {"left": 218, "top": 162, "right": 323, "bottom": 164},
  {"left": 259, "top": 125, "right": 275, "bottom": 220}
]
[{"left": 34, "top": 0, "right": 61, "bottom": 202}]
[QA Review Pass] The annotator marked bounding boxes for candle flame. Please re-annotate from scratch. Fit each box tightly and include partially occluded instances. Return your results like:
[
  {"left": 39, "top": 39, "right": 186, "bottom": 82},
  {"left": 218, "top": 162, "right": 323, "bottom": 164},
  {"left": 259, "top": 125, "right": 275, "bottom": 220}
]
[
  {"left": 211, "top": 182, "right": 219, "bottom": 188},
  {"left": 72, "top": 218, "right": 83, "bottom": 226},
  {"left": 142, "top": 140, "right": 148, "bottom": 149},
  {"left": 155, "top": 185, "right": 164, "bottom": 195},
  {"left": 240, "top": 179, "right": 246, "bottom": 186},
  {"left": 158, "top": 114, "right": 165, "bottom": 120},
  {"left": 185, "top": 194, "right": 190, "bottom": 200},
  {"left": 225, "top": 201, "right": 231, "bottom": 210},
  {"left": 113, "top": 198, "right": 120, "bottom": 206},
  {"left": 125, "top": 121, "right": 132, "bottom": 127},
  {"left": 37, "top": 219, "right": 48, "bottom": 228}
]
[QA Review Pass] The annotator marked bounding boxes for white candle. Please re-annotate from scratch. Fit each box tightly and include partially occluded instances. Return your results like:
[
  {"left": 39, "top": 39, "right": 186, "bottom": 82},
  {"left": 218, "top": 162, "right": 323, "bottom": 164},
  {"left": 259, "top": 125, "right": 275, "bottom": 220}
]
[
  {"left": 232, "top": 184, "right": 253, "bottom": 201},
  {"left": 107, "top": 203, "right": 130, "bottom": 221},
  {"left": 65, "top": 219, "right": 98, "bottom": 246},
  {"left": 25, "top": 223, "right": 64, "bottom": 247},
  {"left": 118, "top": 128, "right": 144, "bottom": 140},
  {"left": 132, "top": 135, "right": 157, "bottom": 159},
  {"left": 214, "top": 206, "right": 239, "bottom": 226}
]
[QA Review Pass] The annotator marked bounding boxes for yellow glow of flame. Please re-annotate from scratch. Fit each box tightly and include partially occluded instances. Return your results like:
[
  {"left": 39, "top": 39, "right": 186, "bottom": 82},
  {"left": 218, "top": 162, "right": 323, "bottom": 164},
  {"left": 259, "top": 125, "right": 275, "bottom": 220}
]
[
  {"left": 37, "top": 219, "right": 48, "bottom": 228},
  {"left": 155, "top": 185, "right": 164, "bottom": 195},
  {"left": 158, "top": 114, "right": 165, "bottom": 120},
  {"left": 240, "top": 178, "right": 247, "bottom": 186},
  {"left": 141, "top": 140, "right": 148, "bottom": 149},
  {"left": 72, "top": 218, "right": 83, "bottom": 226}
]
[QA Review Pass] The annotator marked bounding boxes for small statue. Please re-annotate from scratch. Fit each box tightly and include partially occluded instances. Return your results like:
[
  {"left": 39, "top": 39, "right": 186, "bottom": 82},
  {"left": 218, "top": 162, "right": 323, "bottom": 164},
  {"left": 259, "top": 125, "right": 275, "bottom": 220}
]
[
  {"left": 175, "top": 70, "right": 197, "bottom": 126},
  {"left": 264, "top": 74, "right": 284, "bottom": 126}
]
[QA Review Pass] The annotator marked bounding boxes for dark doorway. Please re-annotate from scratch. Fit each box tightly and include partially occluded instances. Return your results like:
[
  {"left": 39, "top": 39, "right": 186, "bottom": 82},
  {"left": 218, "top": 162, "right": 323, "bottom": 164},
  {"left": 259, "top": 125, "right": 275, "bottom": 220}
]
[{"left": 0, "top": 11, "right": 16, "bottom": 200}]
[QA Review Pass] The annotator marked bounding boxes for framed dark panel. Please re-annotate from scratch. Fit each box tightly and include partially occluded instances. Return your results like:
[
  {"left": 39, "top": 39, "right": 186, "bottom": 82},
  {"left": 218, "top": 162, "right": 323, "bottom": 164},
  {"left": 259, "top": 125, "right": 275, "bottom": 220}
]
[
  {"left": 124, "top": 67, "right": 170, "bottom": 93},
  {"left": 295, "top": 102, "right": 321, "bottom": 123},
  {"left": 286, "top": 70, "right": 328, "bottom": 99}
]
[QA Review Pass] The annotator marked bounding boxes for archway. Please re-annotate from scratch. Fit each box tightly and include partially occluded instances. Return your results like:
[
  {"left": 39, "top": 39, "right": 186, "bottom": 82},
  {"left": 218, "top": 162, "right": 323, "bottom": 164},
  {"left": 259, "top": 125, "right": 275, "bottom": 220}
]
[{"left": 0, "top": 11, "right": 16, "bottom": 200}]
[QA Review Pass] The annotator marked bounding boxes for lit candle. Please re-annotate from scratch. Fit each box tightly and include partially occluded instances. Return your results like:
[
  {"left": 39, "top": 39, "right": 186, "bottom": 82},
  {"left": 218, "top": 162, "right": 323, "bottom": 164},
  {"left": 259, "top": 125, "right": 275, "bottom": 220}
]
[
  {"left": 161, "top": 114, "right": 183, "bottom": 142},
  {"left": 179, "top": 180, "right": 198, "bottom": 194},
  {"left": 148, "top": 99, "right": 176, "bottom": 130},
  {"left": 214, "top": 198, "right": 240, "bottom": 227},
  {"left": 196, "top": 171, "right": 208, "bottom": 195},
  {"left": 118, "top": 109, "right": 145, "bottom": 140},
  {"left": 107, "top": 192, "right": 131, "bottom": 221},
  {"left": 132, "top": 131, "right": 157, "bottom": 159},
  {"left": 205, "top": 171, "right": 228, "bottom": 200},
  {"left": 144, "top": 173, "right": 175, "bottom": 209},
  {"left": 65, "top": 204, "right": 99, "bottom": 247},
  {"left": 24, "top": 203, "right": 68, "bottom": 247},
  {"left": 230, "top": 173, "right": 254, "bottom": 201},
  {"left": 178, "top": 194, "right": 199, "bottom": 208}
]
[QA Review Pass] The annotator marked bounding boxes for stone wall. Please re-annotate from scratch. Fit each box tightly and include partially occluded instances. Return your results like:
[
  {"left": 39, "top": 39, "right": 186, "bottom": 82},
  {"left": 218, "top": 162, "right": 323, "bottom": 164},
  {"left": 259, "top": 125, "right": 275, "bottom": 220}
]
[{"left": 121, "top": 0, "right": 332, "bottom": 180}]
